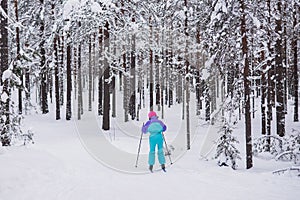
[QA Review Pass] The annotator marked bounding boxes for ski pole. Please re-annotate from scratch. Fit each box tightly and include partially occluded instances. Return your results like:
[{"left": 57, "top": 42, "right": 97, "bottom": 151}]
[
  {"left": 162, "top": 132, "right": 173, "bottom": 165},
  {"left": 135, "top": 123, "right": 144, "bottom": 168}
]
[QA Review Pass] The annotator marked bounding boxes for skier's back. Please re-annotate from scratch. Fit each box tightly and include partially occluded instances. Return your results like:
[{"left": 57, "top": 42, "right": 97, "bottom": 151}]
[{"left": 142, "top": 111, "right": 167, "bottom": 172}]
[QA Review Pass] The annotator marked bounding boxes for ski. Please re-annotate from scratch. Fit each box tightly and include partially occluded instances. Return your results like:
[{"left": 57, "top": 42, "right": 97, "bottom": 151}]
[{"left": 149, "top": 167, "right": 167, "bottom": 173}]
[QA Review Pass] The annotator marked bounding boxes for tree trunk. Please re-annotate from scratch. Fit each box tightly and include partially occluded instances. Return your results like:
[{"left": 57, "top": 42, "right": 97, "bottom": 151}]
[
  {"left": 0, "top": 0, "right": 11, "bottom": 146},
  {"left": 293, "top": 2, "right": 298, "bottom": 122},
  {"left": 88, "top": 36, "right": 92, "bottom": 111},
  {"left": 275, "top": 0, "right": 285, "bottom": 137},
  {"left": 78, "top": 43, "right": 83, "bottom": 120},
  {"left": 205, "top": 83, "right": 210, "bottom": 121},
  {"left": 14, "top": 0, "right": 22, "bottom": 114},
  {"left": 185, "top": 0, "right": 190, "bottom": 150},
  {"left": 155, "top": 54, "right": 160, "bottom": 111},
  {"left": 66, "top": 40, "right": 72, "bottom": 120},
  {"left": 40, "top": 0, "right": 48, "bottom": 114},
  {"left": 98, "top": 27, "right": 103, "bottom": 116},
  {"left": 123, "top": 45, "right": 128, "bottom": 122},
  {"left": 59, "top": 34, "right": 64, "bottom": 106},
  {"left": 240, "top": 0, "right": 252, "bottom": 169},
  {"left": 149, "top": 21, "right": 154, "bottom": 111},
  {"left": 130, "top": 17, "right": 136, "bottom": 120},
  {"left": 54, "top": 36, "right": 60, "bottom": 120},
  {"left": 102, "top": 22, "right": 110, "bottom": 130},
  {"left": 261, "top": 51, "right": 266, "bottom": 135}
]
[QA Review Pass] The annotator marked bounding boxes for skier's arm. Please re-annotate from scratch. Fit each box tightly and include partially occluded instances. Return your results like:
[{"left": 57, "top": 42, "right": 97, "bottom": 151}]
[
  {"left": 160, "top": 121, "right": 167, "bottom": 132},
  {"left": 162, "top": 124, "right": 167, "bottom": 132},
  {"left": 142, "top": 121, "right": 151, "bottom": 133}
]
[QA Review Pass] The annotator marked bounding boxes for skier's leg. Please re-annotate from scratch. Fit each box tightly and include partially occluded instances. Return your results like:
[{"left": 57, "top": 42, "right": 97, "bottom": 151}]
[
  {"left": 157, "top": 134, "right": 166, "bottom": 165},
  {"left": 148, "top": 136, "right": 156, "bottom": 166}
]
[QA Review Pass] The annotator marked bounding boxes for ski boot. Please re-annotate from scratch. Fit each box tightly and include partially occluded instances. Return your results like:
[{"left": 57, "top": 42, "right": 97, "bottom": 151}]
[
  {"left": 161, "top": 164, "right": 166, "bottom": 172},
  {"left": 149, "top": 165, "right": 153, "bottom": 173}
]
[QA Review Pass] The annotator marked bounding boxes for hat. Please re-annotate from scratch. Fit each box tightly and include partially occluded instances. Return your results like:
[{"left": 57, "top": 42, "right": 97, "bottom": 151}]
[{"left": 148, "top": 111, "right": 157, "bottom": 119}]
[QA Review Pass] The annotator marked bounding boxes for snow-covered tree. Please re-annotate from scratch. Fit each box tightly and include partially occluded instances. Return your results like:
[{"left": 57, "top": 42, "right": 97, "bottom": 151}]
[{"left": 215, "top": 123, "right": 241, "bottom": 170}]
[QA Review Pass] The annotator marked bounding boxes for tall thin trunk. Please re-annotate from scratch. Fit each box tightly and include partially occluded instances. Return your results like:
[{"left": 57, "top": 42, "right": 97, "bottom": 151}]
[
  {"left": 155, "top": 54, "right": 160, "bottom": 111},
  {"left": 59, "top": 34, "right": 64, "bottom": 106},
  {"left": 149, "top": 19, "right": 154, "bottom": 111},
  {"left": 275, "top": 0, "right": 285, "bottom": 137},
  {"left": 88, "top": 36, "right": 92, "bottom": 111},
  {"left": 14, "top": 0, "right": 22, "bottom": 114},
  {"left": 66, "top": 40, "right": 72, "bottom": 120},
  {"left": 168, "top": 25, "right": 174, "bottom": 108},
  {"left": 240, "top": 0, "right": 252, "bottom": 169},
  {"left": 123, "top": 45, "right": 128, "bottom": 122},
  {"left": 78, "top": 43, "right": 83, "bottom": 120},
  {"left": 261, "top": 51, "right": 266, "bottom": 135},
  {"left": 98, "top": 27, "right": 103, "bottom": 116},
  {"left": 40, "top": 0, "right": 48, "bottom": 114},
  {"left": 112, "top": 30, "right": 117, "bottom": 118},
  {"left": 130, "top": 17, "right": 136, "bottom": 120},
  {"left": 293, "top": 2, "right": 298, "bottom": 122},
  {"left": 282, "top": 2, "right": 288, "bottom": 114},
  {"left": 196, "top": 26, "right": 201, "bottom": 115},
  {"left": 54, "top": 36, "right": 60, "bottom": 120},
  {"left": 266, "top": 0, "right": 272, "bottom": 148},
  {"left": 102, "top": 22, "right": 110, "bottom": 130},
  {"left": 205, "top": 84, "right": 210, "bottom": 121},
  {"left": 185, "top": 0, "right": 190, "bottom": 150},
  {"left": 0, "top": 0, "right": 10, "bottom": 146}
]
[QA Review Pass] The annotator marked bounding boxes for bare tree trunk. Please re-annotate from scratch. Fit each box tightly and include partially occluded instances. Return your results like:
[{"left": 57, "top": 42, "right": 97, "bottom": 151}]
[
  {"left": 261, "top": 51, "right": 266, "bottom": 135},
  {"left": 282, "top": 2, "right": 288, "bottom": 114},
  {"left": 123, "top": 46, "right": 128, "bottom": 122},
  {"left": 196, "top": 27, "right": 201, "bottom": 115},
  {"left": 266, "top": 0, "right": 273, "bottom": 150},
  {"left": 155, "top": 54, "right": 160, "bottom": 111},
  {"left": 112, "top": 31, "right": 117, "bottom": 118},
  {"left": 102, "top": 22, "right": 110, "bottom": 130},
  {"left": 66, "top": 39, "right": 72, "bottom": 120},
  {"left": 240, "top": 0, "right": 252, "bottom": 169},
  {"left": 54, "top": 35, "right": 60, "bottom": 120},
  {"left": 168, "top": 25, "right": 174, "bottom": 108},
  {"left": 293, "top": 1, "right": 298, "bottom": 122},
  {"left": 275, "top": 0, "right": 285, "bottom": 137},
  {"left": 78, "top": 43, "right": 83, "bottom": 120},
  {"left": 205, "top": 83, "right": 210, "bottom": 121},
  {"left": 185, "top": 0, "right": 190, "bottom": 150},
  {"left": 40, "top": 0, "right": 48, "bottom": 114},
  {"left": 88, "top": 36, "right": 92, "bottom": 111},
  {"left": 149, "top": 19, "right": 154, "bottom": 111},
  {"left": 129, "top": 17, "right": 136, "bottom": 120},
  {"left": 0, "top": 0, "right": 11, "bottom": 146},
  {"left": 59, "top": 34, "right": 64, "bottom": 106},
  {"left": 14, "top": 0, "right": 22, "bottom": 114},
  {"left": 98, "top": 27, "right": 103, "bottom": 116}
]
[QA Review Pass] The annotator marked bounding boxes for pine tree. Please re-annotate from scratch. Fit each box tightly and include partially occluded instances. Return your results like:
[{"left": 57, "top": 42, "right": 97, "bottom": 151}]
[{"left": 215, "top": 124, "right": 241, "bottom": 170}]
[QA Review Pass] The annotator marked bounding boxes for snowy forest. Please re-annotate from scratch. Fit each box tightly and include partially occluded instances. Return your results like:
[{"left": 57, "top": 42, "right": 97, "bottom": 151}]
[{"left": 1, "top": 0, "right": 300, "bottom": 174}]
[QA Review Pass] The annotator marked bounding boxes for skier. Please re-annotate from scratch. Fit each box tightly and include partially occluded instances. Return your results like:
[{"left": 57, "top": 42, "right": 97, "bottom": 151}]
[{"left": 142, "top": 111, "right": 167, "bottom": 172}]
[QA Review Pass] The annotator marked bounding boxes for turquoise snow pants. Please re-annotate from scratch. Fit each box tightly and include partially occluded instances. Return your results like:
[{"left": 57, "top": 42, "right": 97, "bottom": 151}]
[{"left": 148, "top": 133, "right": 165, "bottom": 166}]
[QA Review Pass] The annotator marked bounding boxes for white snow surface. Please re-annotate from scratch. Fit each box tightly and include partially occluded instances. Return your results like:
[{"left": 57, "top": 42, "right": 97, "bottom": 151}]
[{"left": 0, "top": 109, "right": 299, "bottom": 200}]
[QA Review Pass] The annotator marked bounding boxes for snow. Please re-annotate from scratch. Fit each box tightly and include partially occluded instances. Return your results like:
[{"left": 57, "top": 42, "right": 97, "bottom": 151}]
[
  {"left": 91, "top": 2, "right": 101, "bottom": 13},
  {"left": 1, "top": 92, "right": 9, "bottom": 102},
  {"left": 1, "top": 69, "right": 21, "bottom": 86},
  {"left": 0, "top": 97, "right": 299, "bottom": 200},
  {"left": 2, "top": 69, "right": 12, "bottom": 82},
  {"left": 63, "top": 0, "right": 80, "bottom": 20}
]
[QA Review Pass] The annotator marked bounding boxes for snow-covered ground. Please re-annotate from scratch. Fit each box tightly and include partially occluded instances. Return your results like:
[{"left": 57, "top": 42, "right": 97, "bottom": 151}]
[{"left": 1, "top": 102, "right": 299, "bottom": 200}]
